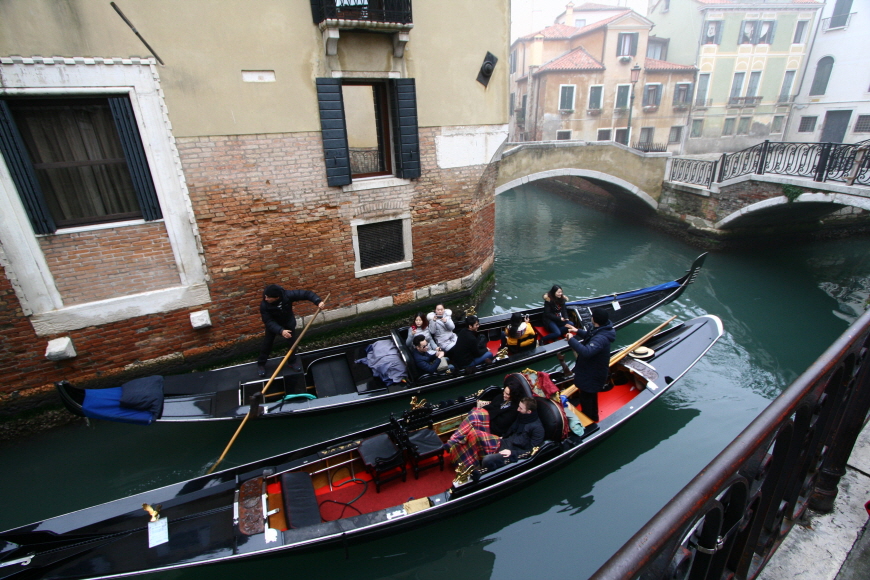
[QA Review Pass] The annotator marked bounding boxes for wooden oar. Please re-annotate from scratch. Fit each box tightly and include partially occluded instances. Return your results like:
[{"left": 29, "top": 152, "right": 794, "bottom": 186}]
[
  {"left": 206, "top": 294, "right": 329, "bottom": 475},
  {"left": 560, "top": 315, "right": 678, "bottom": 400}
]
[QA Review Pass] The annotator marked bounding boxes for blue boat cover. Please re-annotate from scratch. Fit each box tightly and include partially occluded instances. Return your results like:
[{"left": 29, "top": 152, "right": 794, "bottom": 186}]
[
  {"left": 82, "top": 387, "right": 156, "bottom": 425},
  {"left": 566, "top": 281, "right": 679, "bottom": 307}
]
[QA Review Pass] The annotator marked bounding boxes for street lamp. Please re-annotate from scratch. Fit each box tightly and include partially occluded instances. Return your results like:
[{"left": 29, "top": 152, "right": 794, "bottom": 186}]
[{"left": 626, "top": 64, "right": 642, "bottom": 146}]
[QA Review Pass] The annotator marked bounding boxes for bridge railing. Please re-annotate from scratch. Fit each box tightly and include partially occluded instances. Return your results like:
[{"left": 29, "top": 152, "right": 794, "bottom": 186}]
[
  {"left": 591, "top": 306, "right": 870, "bottom": 580},
  {"left": 669, "top": 139, "right": 870, "bottom": 188}
]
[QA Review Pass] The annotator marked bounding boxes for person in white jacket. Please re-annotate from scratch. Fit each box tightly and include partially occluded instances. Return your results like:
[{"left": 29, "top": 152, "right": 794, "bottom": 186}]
[{"left": 427, "top": 304, "right": 458, "bottom": 352}]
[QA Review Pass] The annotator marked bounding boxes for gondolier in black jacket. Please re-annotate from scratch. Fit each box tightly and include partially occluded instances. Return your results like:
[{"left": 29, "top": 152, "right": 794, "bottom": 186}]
[
  {"left": 566, "top": 307, "right": 615, "bottom": 428},
  {"left": 258, "top": 284, "right": 324, "bottom": 377}
]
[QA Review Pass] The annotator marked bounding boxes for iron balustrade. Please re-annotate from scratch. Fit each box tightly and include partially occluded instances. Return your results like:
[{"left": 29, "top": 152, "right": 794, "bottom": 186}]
[
  {"left": 669, "top": 157, "right": 717, "bottom": 188},
  {"left": 310, "top": 0, "right": 413, "bottom": 25},
  {"left": 669, "top": 140, "right": 870, "bottom": 188},
  {"left": 822, "top": 12, "right": 855, "bottom": 31},
  {"left": 727, "top": 96, "right": 763, "bottom": 107},
  {"left": 592, "top": 307, "right": 870, "bottom": 580},
  {"left": 633, "top": 141, "right": 668, "bottom": 153}
]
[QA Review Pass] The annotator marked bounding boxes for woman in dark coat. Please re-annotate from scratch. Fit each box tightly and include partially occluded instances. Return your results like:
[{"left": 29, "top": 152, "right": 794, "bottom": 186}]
[{"left": 541, "top": 284, "right": 577, "bottom": 342}]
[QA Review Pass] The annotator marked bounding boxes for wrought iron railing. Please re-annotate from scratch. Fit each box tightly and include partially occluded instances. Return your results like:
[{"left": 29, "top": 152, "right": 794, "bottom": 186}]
[
  {"left": 633, "top": 141, "right": 668, "bottom": 153},
  {"left": 669, "top": 140, "right": 870, "bottom": 188},
  {"left": 349, "top": 147, "right": 382, "bottom": 174},
  {"left": 822, "top": 12, "right": 855, "bottom": 31},
  {"left": 669, "top": 157, "right": 718, "bottom": 188},
  {"left": 728, "top": 96, "right": 763, "bottom": 107},
  {"left": 310, "top": 0, "right": 413, "bottom": 25},
  {"left": 592, "top": 307, "right": 870, "bottom": 580}
]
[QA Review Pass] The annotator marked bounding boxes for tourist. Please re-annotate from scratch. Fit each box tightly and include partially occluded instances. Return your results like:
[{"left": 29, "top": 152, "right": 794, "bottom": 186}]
[
  {"left": 448, "top": 315, "right": 495, "bottom": 368},
  {"left": 411, "top": 335, "right": 453, "bottom": 374},
  {"left": 505, "top": 312, "right": 537, "bottom": 354},
  {"left": 405, "top": 312, "right": 434, "bottom": 352},
  {"left": 480, "top": 398, "right": 545, "bottom": 471},
  {"left": 427, "top": 304, "right": 458, "bottom": 352},
  {"left": 541, "top": 284, "right": 577, "bottom": 342}
]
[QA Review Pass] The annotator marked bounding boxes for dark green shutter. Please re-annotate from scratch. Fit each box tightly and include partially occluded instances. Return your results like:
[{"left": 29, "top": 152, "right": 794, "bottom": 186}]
[
  {"left": 389, "top": 78, "right": 420, "bottom": 179},
  {"left": 0, "top": 100, "right": 56, "bottom": 234},
  {"left": 316, "top": 78, "right": 352, "bottom": 187},
  {"left": 108, "top": 97, "right": 162, "bottom": 221}
]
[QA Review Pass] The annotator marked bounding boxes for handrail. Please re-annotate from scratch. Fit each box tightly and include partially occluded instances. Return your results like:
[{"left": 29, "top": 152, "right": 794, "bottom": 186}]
[{"left": 591, "top": 307, "right": 870, "bottom": 580}]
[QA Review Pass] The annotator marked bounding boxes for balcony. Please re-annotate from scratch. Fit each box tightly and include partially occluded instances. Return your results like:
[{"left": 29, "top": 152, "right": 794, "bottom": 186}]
[
  {"left": 728, "top": 96, "right": 763, "bottom": 107},
  {"left": 822, "top": 12, "right": 855, "bottom": 31},
  {"left": 777, "top": 94, "right": 796, "bottom": 105},
  {"left": 311, "top": 0, "right": 413, "bottom": 25},
  {"left": 312, "top": 1, "right": 413, "bottom": 57}
]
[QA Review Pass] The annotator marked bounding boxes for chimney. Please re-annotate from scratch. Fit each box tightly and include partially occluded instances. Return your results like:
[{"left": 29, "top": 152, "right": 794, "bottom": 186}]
[{"left": 566, "top": 2, "right": 575, "bottom": 25}]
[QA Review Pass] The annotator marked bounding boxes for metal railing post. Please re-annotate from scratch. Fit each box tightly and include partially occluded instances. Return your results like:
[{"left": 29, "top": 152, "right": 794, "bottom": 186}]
[
  {"left": 815, "top": 142, "right": 832, "bottom": 182},
  {"left": 717, "top": 153, "right": 727, "bottom": 182},
  {"left": 756, "top": 140, "right": 769, "bottom": 175}
]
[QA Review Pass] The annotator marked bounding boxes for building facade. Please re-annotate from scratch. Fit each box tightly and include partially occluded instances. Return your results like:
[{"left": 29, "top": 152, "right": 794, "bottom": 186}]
[
  {"left": 509, "top": 6, "right": 696, "bottom": 152},
  {"left": 0, "top": 0, "right": 509, "bottom": 395},
  {"left": 650, "top": 0, "right": 822, "bottom": 154},
  {"left": 783, "top": 0, "right": 870, "bottom": 144}
]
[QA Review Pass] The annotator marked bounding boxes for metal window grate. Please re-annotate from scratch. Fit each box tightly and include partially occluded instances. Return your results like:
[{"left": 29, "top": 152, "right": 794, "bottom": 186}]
[
  {"left": 358, "top": 220, "right": 404, "bottom": 270},
  {"left": 798, "top": 116, "right": 817, "bottom": 133},
  {"left": 855, "top": 115, "right": 870, "bottom": 133}
]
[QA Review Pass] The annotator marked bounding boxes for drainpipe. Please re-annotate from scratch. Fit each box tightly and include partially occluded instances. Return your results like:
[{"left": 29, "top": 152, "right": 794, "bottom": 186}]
[
  {"left": 528, "top": 65, "right": 541, "bottom": 141},
  {"left": 682, "top": 68, "right": 699, "bottom": 155}
]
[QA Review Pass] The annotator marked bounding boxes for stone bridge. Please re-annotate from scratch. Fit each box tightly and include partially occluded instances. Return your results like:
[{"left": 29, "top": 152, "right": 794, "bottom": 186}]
[{"left": 494, "top": 141, "right": 870, "bottom": 236}]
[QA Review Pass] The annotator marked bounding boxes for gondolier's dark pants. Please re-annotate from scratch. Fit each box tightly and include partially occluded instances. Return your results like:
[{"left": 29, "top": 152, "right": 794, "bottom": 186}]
[
  {"left": 257, "top": 329, "right": 300, "bottom": 367},
  {"left": 577, "top": 389, "right": 599, "bottom": 423}
]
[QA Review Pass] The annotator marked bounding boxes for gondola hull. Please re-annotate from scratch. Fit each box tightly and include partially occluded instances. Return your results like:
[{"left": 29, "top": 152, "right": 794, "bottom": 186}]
[
  {"left": 4, "top": 315, "right": 724, "bottom": 580},
  {"left": 56, "top": 254, "right": 707, "bottom": 423}
]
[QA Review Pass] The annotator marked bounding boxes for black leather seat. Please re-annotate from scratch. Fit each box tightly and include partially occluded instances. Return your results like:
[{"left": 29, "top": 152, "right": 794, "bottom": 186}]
[
  {"left": 358, "top": 420, "right": 406, "bottom": 492},
  {"left": 534, "top": 396, "right": 567, "bottom": 442},
  {"left": 400, "top": 407, "right": 445, "bottom": 478},
  {"left": 280, "top": 472, "right": 321, "bottom": 528}
]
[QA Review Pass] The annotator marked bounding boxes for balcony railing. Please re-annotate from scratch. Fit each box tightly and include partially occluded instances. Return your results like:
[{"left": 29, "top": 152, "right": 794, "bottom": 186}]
[
  {"left": 822, "top": 11, "right": 855, "bottom": 31},
  {"left": 728, "top": 96, "right": 763, "bottom": 107},
  {"left": 633, "top": 141, "right": 668, "bottom": 153},
  {"left": 310, "top": 0, "right": 413, "bottom": 25},
  {"left": 777, "top": 94, "right": 796, "bottom": 104}
]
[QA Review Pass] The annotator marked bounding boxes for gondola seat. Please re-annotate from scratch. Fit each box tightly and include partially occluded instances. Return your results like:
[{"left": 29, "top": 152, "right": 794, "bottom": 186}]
[
  {"left": 400, "top": 408, "right": 445, "bottom": 478},
  {"left": 280, "top": 472, "right": 321, "bottom": 529},
  {"left": 535, "top": 396, "right": 568, "bottom": 442},
  {"left": 358, "top": 422, "right": 406, "bottom": 493}
]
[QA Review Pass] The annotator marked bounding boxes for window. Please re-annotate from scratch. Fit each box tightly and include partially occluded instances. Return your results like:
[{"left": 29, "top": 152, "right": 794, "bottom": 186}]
[
  {"left": 745, "top": 71, "right": 762, "bottom": 98},
  {"left": 696, "top": 73, "right": 710, "bottom": 106},
  {"left": 559, "top": 85, "right": 576, "bottom": 110},
  {"left": 642, "top": 84, "right": 662, "bottom": 107},
  {"left": 771, "top": 115, "right": 784, "bottom": 133},
  {"left": 722, "top": 118, "right": 736, "bottom": 136},
  {"left": 793, "top": 21, "right": 808, "bottom": 44},
  {"left": 809, "top": 57, "right": 834, "bottom": 96},
  {"left": 668, "top": 126, "right": 682, "bottom": 143},
  {"left": 574, "top": 18, "right": 586, "bottom": 28},
  {"left": 617, "top": 33, "right": 638, "bottom": 57},
  {"left": 614, "top": 128, "right": 629, "bottom": 145},
  {"left": 510, "top": 50, "right": 517, "bottom": 74},
  {"left": 730, "top": 72, "right": 745, "bottom": 101},
  {"left": 647, "top": 38, "right": 668, "bottom": 60},
  {"left": 588, "top": 86, "right": 603, "bottom": 110},
  {"left": 615, "top": 85, "right": 630, "bottom": 109},
  {"left": 556, "top": 130, "right": 572, "bottom": 140},
  {"left": 510, "top": 92, "right": 515, "bottom": 115},
  {"left": 830, "top": 0, "right": 853, "bottom": 28},
  {"left": 854, "top": 115, "right": 870, "bottom": 132},
  {"left": 0, "top": 96, "right": 161, "bottom": 233},
  {"left": 352, "top": 216, "right": 412, "bottom": 276},
  {"left": 739, "top": 20, "right": 776, "bottom": 45},
  {"left": 639, "top": 127, "right": 654, "bottom": 144},
  {"left": 798, "top": 116, "right": 817, "bottom": 132},
  {"left": 736, "top": 117, "right": 751, "bottom": 135},
  {"left": 778, "top": 71, "right": 795, "bottom": 102},
  {"left": 316, "top": 78, "right": 420, "bottom": 186},
  {"left": 597, "top": 129, "right": 612, "bottom": 141},
  {"left": 691, "top": 119, "right": 704, "bottom": 138},
  {"left": 673, "top": 83, "right": 692, "bottom": 105},
  {"left": 702, "top": 21, "right": 723, "bottom": 45}
]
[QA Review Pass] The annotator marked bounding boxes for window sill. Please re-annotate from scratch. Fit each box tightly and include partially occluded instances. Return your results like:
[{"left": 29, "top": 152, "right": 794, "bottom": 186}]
[
  {"left": 38, "top": 218, "right": 154, "bottom": 237},
  {"left": 355, "top": 260, "right": 412, "bottom": 278},
  {"left": 342, "top": 176, "right": 412, "bottom": 193}
]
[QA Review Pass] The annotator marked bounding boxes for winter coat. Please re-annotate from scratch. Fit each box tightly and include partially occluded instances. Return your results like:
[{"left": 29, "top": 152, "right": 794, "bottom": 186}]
[
  {"left": 260, "top": 287, "right": 322, "bottom": 335},
  {"left": 543, "top": 293, "right": 569, "bottom": 326},
  {"left": 499, "top": 410, "right": 545, "bottom": 456},
  {"left": 427, "top": 309, "right": 458, "bottom": 351},
  {"left": 567, "top": 322, "right": 616, "bottom": 393},
  {"left": 449, "top": 327, "right": 489, "bottom": 368}
]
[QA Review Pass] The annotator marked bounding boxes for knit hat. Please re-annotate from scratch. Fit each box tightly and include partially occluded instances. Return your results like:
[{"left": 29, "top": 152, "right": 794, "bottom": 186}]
[
  {"left": 591, "top": 307, "right": 609, "bottom": 326},
  {"left": 264, "top": 284, "right": 283, "bottom": 298}
]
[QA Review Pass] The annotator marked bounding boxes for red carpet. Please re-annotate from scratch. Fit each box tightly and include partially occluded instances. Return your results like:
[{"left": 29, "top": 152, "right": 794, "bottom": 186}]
[
  {"left": 599, "top": 382, "right": 641, "bottom": 420},
  {"left": 316, "top": 458, "right": 455, "bottom": 521}
]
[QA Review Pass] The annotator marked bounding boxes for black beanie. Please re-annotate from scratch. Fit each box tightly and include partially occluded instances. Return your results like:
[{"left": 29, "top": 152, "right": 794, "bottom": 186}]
[
  {"left": 591, "top": 308, "right": 609, "bottom": 326},
  {"left": 264, "top": 284, "right": 283, "bottom": 298}
]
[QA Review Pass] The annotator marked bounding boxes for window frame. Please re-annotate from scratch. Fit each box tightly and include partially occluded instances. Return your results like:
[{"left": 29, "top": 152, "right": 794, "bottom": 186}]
[
  {"left": 642, "top": 83, "right": 663, "bottom": 107},
  {"left": 793, "top": 20, "right": 808, "bottom": 44},
  {"left": 559, "top": 84, "right": 576, "bottom": 111},
  {"left": 739, "top": 20, "right": 776, "bottom": 45},
  {"left": 351, "top": 214, "right": 413, "bottom": 278},
  {"left": 702, "top": 21, "right": 723, "bottom": 45},
  {"left": 597, "top": 128, "right": 612, "bottom": 141},
  {"left": 779, "top": 70, "right": 796, "bottom": 102},
  {"left": 722, "top": 117, "right": 736, "bottom": 136},
  {"left": 587, "top": 85, "right": 603, "bottom": 110},
  {"left": 691, "top": 119, "right": 704, "bottom": 138},
  {"left": 668, "top": 126, "right": 682, "bottom": 143},
  {"left": 745, "top": 71, "right": 762, "bottom": 99},
  {"left": 614, "top": 127, "right": 629, "bottom": 145},
  {"left": 809, "top": 57, "right": 834, "bottom": 96},
  {"left": 616, "top": 32, "right": 639, "bottom": 57},
  {"left": 736, "top": 117, "right": 751, "bottom": 135},
  {"left": 556, "top": 130, "right": 572, "bottom": 141},
  {"left": 730, "top": 72, "right": 746, "bottom": 101},
  {"left": 855, "top": 115, "right": 870, "bottom": 133},
  {"left": 696, "top": 73, "right": 711, "bottom": 106},
  {"left": 615, "top": 84, "right": 631, "bottom": 109},
  {"left": 771, "top": 115, "right": 785, "bottom": 134},
  {"left": 798, "top": 116, "right": 817, "bottom": 133},
  {"left": 673, "top": 83, "right": 692, "bottom": 105},
  {"left": 638, "top": 127, "right": 655, "bottom": 144}
]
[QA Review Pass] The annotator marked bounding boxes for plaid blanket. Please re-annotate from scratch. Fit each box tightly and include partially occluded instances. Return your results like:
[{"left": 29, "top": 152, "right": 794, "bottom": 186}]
[{"left": 447, "top": 409, "right": 501, "bottom": 469}]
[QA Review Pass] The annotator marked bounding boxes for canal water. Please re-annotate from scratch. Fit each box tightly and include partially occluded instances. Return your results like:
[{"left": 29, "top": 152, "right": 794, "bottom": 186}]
[{"left": 2, "top": 183, "right": 870, "bottom": 579}]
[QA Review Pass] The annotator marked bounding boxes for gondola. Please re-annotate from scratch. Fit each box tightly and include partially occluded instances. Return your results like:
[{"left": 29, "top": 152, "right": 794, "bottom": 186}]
[
  {"left": 56, "top": 254, "right": 707, "bottom": 424},
  {"left": 1, "top": 315, "right": 722, "bottom": 580}
]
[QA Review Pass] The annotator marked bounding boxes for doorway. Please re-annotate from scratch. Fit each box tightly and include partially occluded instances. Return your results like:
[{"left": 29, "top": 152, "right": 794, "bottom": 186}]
[{"left": 820, "top": 110, "right": 852, "bottom": 143}]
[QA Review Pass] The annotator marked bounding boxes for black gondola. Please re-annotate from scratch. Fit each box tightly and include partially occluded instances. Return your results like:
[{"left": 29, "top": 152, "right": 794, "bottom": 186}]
[
  {"left": 56, "top": 254, "right": 707, "bottom": 423},
  {"left": 1, "top": 315, "right": 724, "bottom": 580}
]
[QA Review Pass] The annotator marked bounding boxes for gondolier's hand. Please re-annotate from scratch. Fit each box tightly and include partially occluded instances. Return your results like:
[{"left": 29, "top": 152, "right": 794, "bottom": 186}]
[
  {"left": 317, "top": 302, "right": 325, "bottom": 309},
  {"left": 281, "top": 329, "right": 292, "bottom": 339}
]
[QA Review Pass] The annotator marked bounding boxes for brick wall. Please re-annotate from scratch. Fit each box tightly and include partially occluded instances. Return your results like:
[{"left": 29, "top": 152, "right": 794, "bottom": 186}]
[
  {"left": 0, "top": 126, "right": 496, "bottom": 398},
  {"left": 39, "top": 222, "right": 180, "bottom": 306}
]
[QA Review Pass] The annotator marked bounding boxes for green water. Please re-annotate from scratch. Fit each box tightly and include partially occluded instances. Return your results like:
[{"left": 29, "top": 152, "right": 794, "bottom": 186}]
[{"left": 2, "top": 184, "right": 870, "bottom": 579}]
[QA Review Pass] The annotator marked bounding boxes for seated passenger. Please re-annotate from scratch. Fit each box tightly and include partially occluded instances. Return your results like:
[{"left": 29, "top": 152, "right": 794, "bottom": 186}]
[
  {"left": 405, "top": 312, "right": 434, "bottom": 352},
  {"left": 480, "top": 398, "right": 544, "bottom": 471},
  {"left": 541, "top": 284, "right": 577, "bottom": 343},
  {"left": 448, "top": 315, "right": 495, "bottom": 368},
  {"left": 478, "top": 383, "right": 521, "bottom": 437},
  {"left": 427, "top": 304, "right": 458, "bottom": 352},
  {"left": 411, "top": 335, "right": 453, "bottom": 374},
  {"left": 504, "top": 312, "right": 537, "bottom": 354}
]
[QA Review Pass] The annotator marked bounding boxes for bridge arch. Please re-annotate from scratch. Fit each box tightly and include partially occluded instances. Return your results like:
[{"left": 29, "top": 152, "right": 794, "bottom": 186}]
[
  {"left": 716, "top": 192, "right": 870, "bottom": 229},
  {"left": 494, "top": 168, "right": 659, "bottom": 210}
]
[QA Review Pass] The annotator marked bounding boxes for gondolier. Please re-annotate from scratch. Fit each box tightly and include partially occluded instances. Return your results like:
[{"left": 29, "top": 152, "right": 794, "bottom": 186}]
[
  {"left": 258, "top": 284, "right": 324, "bottom": 377},
  {"left": 566, "top": 307, "right": 615, "bottom": 427}
]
